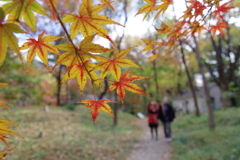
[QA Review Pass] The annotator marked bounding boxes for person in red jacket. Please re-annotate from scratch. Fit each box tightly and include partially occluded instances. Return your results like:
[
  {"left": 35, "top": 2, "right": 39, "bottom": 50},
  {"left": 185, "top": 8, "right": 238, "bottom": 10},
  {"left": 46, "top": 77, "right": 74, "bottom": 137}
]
[{"left": 148, "top": 100, "right": 159, "bottom": 140}]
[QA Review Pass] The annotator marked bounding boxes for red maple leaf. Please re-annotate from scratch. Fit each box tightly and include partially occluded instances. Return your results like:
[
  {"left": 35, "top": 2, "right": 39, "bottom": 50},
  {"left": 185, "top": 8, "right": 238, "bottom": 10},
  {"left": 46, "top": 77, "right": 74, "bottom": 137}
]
[
  {"left": 213, "top": 2, "right": 234, "bottom": 19},
  {"left": 187, "top": 0, "right": 206, "bottom": 17},
  {"left": 209, "top": 20, "right": 230, "bottom": 37},
  {"left": 20, "top": 31, "right": 63, "bottom": 71},
  {"left": 79, "top": 99, "right": 115, "bottom": 122},
  {"left": 108, "top": 70, "right": 151, "bottom": 103}
]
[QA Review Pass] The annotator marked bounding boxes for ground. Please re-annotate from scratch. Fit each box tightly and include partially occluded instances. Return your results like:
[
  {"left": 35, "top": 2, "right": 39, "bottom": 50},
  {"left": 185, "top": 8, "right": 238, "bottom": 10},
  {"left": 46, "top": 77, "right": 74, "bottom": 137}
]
[{"left": 127, "top": 118, "right": 172, "bottom": 160}]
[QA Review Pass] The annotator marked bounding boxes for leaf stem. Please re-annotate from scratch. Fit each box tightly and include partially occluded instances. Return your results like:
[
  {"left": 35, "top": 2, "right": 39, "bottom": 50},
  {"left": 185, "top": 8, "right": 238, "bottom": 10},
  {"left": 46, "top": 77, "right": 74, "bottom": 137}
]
[
  {"left": 94, "top": 78, "right": 116, "bottom": 83},
  {"left": 49, "top": 0, "right": 94, "bottom": 82}
]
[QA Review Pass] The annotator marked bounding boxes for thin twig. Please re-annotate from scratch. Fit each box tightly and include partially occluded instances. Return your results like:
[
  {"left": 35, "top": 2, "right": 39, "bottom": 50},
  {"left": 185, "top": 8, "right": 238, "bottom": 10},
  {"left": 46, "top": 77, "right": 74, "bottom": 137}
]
[{"left": 49, "top": 0, "right": 94, "bottom": 82}]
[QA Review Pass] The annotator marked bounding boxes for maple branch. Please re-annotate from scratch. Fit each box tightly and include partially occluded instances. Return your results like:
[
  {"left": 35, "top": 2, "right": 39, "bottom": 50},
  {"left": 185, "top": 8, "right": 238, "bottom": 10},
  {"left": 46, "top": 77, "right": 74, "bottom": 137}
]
[
  {"left": 49, "top": 0, "right": 94, "bottom": 83},
  {"left": 16, "top": 1, "right": 24, "bottom": 22}
]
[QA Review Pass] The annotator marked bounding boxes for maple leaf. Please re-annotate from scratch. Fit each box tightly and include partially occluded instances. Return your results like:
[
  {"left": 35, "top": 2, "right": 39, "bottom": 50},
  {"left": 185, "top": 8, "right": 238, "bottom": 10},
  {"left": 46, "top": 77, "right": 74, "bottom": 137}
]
[
  {"left": 0, "top": 83, "right": 11, "bottom": 110},
  {"left": 187, "top": 0, "right": 206, "bottom": 17},
  {"left": 61, "top": 60, "right": 100, "bottom": 95},
  {"left": 213, "top": 2, "right": 234, "bottom": 19},
  {"left": 0, "top": 119, "right": 23, "bottom": 147},
  {"left": 54, "top": 35, "right": 115, "bottom": 94},
  {"left": 2, "top": 0, "right": 49, "bottom": 31},
  {"left": 97, "top": 46, "right": 142, "bottom": 81},
  {"left": 209, "top": 20, "right": 230, "bottom": 37},
  {"left": 180, "top": 5, "right": 194, "bottom": 21},
  {"left": 155, "top": 22, "right": 172, "bottom": 35},
  {"left": 148, "top": 51, "right": 159, "bottom": 62},
  {"left": 79, "top": 99, "right": 115, "bottom": 122},
  {"left": 140, "top": 39, "right": 162, "bottom": 54},
  {"left": 45, "top": 0, "right": 80, "bottom": 20},
  {"left": 20, "top": 31, "right": 63, "bottom": 71},
  {"left": 0, "top": 147, "right": 15, "bottom": 160},
  {"left": 135, "top": 0, "right": 156, "bottom": 20},
  {"left": 100, "top": 0, "right": 114, "bottom": 11},
  {"left": 45, "top": 0, "right": 58, "bottom": 21},
  {"left": 154, "top": 0, "right": 173, "bottom": 20},
  {"left": 189, "top": 21, "right": 206, "bottom": 36},
  {"left": 62, "top": 0, "right": 123, "bottom": 45},
  {"left": 108, "top": 70, "right": 151, "bottom": 103},
  {"left": 53, "top": 35, "right": 115, "bottom": 70},
  {"left": 0, "top": 8, "right": 26, "bottom": 66}
]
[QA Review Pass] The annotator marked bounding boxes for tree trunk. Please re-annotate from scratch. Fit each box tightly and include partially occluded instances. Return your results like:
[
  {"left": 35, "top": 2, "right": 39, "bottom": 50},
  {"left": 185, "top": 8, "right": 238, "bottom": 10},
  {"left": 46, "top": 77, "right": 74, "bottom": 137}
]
[
  {"left": 113, "top": 92, "right": 118, "bottom": 126},
  {"left": 193, "top": 36, "right": 215, "bottom": 130},
  {"left": 65, "top": 78, "right": 69, "bottom": 104},
  {"left": 220, "top": 83, "right": 230, "bottom": 108},
  {"left": 98, "top": 77, "right": 109, "bottom": 100},
  {"left": 56, "top": 65, "right": 64, "bottom": 106},
  {"left": 152, "top": 60, "right": 160, "bottom": 101},
  {"left": 179, "top": 40, "right": 200, "bottom": 116}
]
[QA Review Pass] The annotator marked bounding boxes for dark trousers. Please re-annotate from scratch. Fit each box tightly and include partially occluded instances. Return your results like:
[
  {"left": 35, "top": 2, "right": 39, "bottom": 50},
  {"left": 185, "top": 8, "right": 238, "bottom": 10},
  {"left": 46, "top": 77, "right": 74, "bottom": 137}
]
[
  {"left": 163, "top": 122, "right": 171, "bottom": 138},
  {"left": 149, "top": 123, "right": 158, "bottom": 140}
]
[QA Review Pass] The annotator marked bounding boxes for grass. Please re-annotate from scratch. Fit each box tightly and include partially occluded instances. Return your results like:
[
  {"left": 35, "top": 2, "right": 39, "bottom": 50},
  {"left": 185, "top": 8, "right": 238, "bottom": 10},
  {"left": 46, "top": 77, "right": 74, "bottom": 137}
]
[
  {"left": 172, "top": 107, "right": 240, "bottom": 160},
  {"left": 0, "top": 105, "right": 142, "bottom": 160}
]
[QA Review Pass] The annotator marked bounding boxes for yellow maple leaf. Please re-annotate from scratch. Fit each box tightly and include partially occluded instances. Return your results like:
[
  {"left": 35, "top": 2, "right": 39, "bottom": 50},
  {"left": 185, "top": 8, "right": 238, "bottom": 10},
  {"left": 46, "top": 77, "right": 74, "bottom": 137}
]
[
  {"left": 62, "top": 0, "right": 123, "bottom": 45},
  {"left": 154, "top": 0, "right": 173, "bottom": 20},
  {"left": 135, "top": 0, "right": 157, "bottom": 20},
  {"left": 0, "top": 8, "right": 26, "bottom": 67},
  {"left": 97, "top": 46, "right": 142, "bottom": 81}
]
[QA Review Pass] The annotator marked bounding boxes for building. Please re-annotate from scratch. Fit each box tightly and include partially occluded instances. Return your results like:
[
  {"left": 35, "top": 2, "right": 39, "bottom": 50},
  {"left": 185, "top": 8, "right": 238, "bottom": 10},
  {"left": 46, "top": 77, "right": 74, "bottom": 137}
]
[{"left": 173, "top": 83, "right": 222, "bottom": 114}]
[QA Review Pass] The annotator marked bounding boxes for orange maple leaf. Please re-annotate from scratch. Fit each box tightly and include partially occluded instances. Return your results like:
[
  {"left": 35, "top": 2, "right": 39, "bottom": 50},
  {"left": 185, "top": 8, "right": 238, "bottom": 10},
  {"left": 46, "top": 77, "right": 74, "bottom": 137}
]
[
  {"left": 0, "top": 147, "right": 15, "bottom": 159},
  {"left": 79, "top": 99, "right": 115, "bottom": 122},
  {"left": 140, "top": 38, "right": 162, "bottom": 54},
  {"left": 0, "top": 119, "right": 23, "bottom": 147},
  {"left": 189, "top": 21, "right": 206, "bottom": 36},
  {"left": 97, "top": 46, "right": 142, "bottom": 80},
  {"left": 20, "top": 31, "right": 63, "bottom": 71},
  {"left": 136, "top": 0, "right": 157, "bottom": 20},
  {"left": 154, "top": 0, "right": 173, "bottom": 20},
  {"left": 62, "top": 0, "right": 123, "bottom": 45},
  {"left": 108, "top": 70, "right": 151, "bottom": 103},
  {"left": 209, "top": 20, "right": 230, "bottom": 37},
  {"left": 148, "top": 51, "right": 159, "bottom": 62},
  {"left": 155, "top": 22, "right": 172, "bottom": 35}
]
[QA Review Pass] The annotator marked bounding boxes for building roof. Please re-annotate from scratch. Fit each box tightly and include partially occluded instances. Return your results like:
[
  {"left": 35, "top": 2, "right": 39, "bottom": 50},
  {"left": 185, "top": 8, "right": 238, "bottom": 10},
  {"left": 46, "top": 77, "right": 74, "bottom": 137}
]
[{"left": 174, "top": 82, "right": 218, "bottom": 101}]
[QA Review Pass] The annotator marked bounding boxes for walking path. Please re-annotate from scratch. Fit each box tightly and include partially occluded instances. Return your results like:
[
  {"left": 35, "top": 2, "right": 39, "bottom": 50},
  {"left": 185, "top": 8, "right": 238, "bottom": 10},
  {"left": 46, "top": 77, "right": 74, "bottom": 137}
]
[{"left": 126, "top": 118, "right": 172, "bottom": 160}]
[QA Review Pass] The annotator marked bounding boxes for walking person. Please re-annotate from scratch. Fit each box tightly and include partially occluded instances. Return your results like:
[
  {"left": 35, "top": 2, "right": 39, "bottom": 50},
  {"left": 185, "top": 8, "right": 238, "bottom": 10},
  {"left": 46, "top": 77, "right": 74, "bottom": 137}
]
[
  {"left": 147, "top": 100, "right": 159, "bottom": 141},
  {"left": 158, "top": 96, "right": 175, "bottom": 142}
]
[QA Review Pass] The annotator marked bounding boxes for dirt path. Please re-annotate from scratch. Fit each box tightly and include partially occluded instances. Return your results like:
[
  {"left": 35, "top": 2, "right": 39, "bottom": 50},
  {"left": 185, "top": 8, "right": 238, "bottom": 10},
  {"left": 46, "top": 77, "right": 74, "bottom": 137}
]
[{"left": 126, "top": 118, "right": 172, "bottom": 160}]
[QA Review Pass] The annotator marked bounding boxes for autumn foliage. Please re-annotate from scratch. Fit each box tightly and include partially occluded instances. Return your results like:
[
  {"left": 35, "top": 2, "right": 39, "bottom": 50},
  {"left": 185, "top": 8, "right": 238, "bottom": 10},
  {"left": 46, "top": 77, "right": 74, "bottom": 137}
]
[
  {"left": 0, "top": 0, "right": 235, "bottom": 158},
  {"left": 136, "top": 0, "right": 235, "bottom": 61},
  {"left": 0, "top": 0, "right": 150, "bottom": 158}
]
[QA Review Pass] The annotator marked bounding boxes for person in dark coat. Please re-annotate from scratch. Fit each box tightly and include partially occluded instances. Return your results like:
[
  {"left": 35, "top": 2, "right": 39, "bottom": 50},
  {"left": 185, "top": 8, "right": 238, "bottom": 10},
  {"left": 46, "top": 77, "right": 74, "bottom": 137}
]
[
  {"left": 147, "top": 100, "right": 159, "bottom": 140},
  {"left": 158, "top": 97, "right": 175, "bottom": 142}
]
